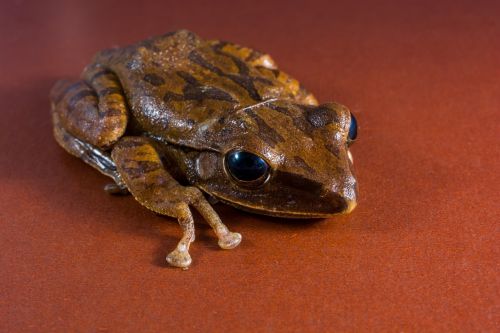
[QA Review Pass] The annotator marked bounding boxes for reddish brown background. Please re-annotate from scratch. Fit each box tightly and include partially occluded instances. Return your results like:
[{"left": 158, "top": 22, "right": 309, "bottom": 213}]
[{"left": 1, "top": 0, "right": 498, "bottom": 332}]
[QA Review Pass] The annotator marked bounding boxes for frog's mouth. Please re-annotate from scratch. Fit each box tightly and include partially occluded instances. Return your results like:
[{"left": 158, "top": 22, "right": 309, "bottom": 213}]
[
  {"left": 208, "top": 189, "right": 354, "bottom": 219},
  {"left": 217, "top": 198, "right": 350, "bottom": 219}
]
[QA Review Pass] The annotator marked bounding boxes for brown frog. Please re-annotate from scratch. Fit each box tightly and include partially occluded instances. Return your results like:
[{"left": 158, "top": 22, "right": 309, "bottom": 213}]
[{"left": 50, "top": 30, "right": 358, "bottom": 268}]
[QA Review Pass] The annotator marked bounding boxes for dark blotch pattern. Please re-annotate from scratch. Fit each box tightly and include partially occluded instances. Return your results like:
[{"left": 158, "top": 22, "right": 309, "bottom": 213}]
[
  {"left": 135, "top": 160, "right": 161, "bottom": 173},
  {"left": 306, "top": 106, "right": 338, "bottom": 128},
  {"left": 248, "top": 112, "right": 285, "bottom": 147},
  {"left": 100, "top": 108, "right": 124, "bottom": 118},
  {"left": 268, "top": 104, "right": 315, "bottom": 136},
  {"left": 121, "top": 160, "right": 161, "bottom": 179},
  {"left": 164, "top": 71, "right": 236, "bottom": 103},
  {"left": 89, "top": 69, "right": 114, "bottom": 83},
  {"left": 324, "top": 142, "right": 340, "bottom": 158},
  {"left": 274, "top": 170, "right": 324, "bottom": 196},
  {"left": 140, "top": 39, "right": 161, "bottom": 53},
  {"left": 98, "top": 87, "right": 122, "bottom": 97},
  {"left": 293, "top": 156, "right": 316, "bottom": 175},
  {"left": 188, "top": 50, "right": 262, "bottom": 101},
  {"left": 117, "top": 140, "right": 146, "bottom": 149},
  {"left": 68, "top": 89, "right": 96, "bottom": 112},
  {"left": 186, "top": 85, "right": 236, "bottom": 103},
  {"left": 143, "top": 73, "right": 166, "bottom": 86}
]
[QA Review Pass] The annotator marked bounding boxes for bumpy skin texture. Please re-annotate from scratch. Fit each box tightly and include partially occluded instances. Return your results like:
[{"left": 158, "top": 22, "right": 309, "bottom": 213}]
[{"left": 50, "top": 30, "right": 357, "bottom": 268}]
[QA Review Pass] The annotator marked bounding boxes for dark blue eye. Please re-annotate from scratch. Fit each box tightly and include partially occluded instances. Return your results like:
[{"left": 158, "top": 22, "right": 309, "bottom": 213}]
[
  {"left": 226, "top": 150, "right": 269, "bottom": 184},
  {"left": 348, "top": 112, "right": 358, "bottom": 143}
]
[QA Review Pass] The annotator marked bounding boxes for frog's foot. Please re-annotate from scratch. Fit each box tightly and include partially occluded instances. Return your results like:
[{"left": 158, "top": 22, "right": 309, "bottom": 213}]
[
  {"left": 218, "top": 231, "right": 242, "bottom": 249},
  {"left": 166, "top": 248, "right": 192, "bottom": 269},
  {"left": 163, "top": 203, "right": 196, "bottom": 268},
  {"left": 191, "top": 198, "right": 242, "bottom": 250}
]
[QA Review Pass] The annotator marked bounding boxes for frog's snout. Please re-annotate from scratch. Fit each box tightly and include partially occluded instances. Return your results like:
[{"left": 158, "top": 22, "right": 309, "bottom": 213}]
[
  {"left": 339, "top": 180, "right": 357, "bottom": 214},
  {"left": 321, "top": 173, "right": 357, "bottom": 215}
]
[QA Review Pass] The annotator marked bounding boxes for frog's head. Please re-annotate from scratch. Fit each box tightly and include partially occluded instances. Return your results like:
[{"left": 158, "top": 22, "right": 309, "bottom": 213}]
[{"left": 194, "top": 100, "right": 358, "bottom": 218}]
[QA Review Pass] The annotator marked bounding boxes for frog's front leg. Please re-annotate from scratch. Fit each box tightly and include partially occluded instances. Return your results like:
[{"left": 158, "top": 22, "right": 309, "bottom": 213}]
[{"left": 111, "top": 137, "right": 241, "bottom": 268}]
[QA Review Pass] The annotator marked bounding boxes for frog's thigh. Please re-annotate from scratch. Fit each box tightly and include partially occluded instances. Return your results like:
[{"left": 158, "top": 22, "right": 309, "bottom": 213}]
[
  {"left": 111, "top": 137, "right": 185, "bottom": 215},
  {"left": 111, "top": 137, "right": 241, "bottom": 268},
  {"left": 50, "top": 67, "right": 128, "bottom": 149}
]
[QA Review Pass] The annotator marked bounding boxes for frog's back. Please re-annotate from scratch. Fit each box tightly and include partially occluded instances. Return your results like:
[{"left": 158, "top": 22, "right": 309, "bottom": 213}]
[{"left": 90, "top": 30, "right": 315, "bottom": 150}]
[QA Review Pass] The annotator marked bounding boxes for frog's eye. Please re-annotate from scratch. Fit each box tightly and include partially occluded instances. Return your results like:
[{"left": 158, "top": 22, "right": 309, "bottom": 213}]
[
  {"left": 225, "top": 150, "right": 270, "bottom": 186},
  {"left": 347, "top": 111, "right": 358, "bottom": 145}
]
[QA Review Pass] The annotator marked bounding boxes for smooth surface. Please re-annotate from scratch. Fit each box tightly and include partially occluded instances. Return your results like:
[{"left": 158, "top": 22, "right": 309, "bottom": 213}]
[{"left": 1, "top": 0, "right": 498, "bottom": 331}]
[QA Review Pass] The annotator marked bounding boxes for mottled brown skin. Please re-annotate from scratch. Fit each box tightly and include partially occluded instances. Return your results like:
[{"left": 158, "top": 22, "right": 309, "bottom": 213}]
[{"left": 50, "top": 30, "right": 357, "bottom": 268}]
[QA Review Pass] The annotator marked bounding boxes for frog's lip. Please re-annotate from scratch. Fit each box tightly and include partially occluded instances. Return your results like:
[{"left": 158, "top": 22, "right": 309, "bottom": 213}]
[
  {"left": 243, "top": 209, "right": 343, "bottom": 219},
  {"left": 217, "top": 198, "right": 353, "bottom": 219}
]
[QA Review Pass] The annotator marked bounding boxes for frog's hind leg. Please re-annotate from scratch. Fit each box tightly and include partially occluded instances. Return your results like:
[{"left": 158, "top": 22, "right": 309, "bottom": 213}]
[
  {"left": 50, "top": 65, "right": 128, "bottom": 149},
  {"left": 111, "top": 136, "right": 242, "bottom": 269},
  {"left": 50, "top": 66, "right": 130, "bottom": 192}
]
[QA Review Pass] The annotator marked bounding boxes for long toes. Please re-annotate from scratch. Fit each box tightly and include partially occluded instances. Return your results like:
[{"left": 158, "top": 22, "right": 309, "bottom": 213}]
[
  {"left": 166, "top": 249, "right": 192, "bottom": 268},
  {"left": 218, "top": 232, "right": 242, "bottom": 250}
]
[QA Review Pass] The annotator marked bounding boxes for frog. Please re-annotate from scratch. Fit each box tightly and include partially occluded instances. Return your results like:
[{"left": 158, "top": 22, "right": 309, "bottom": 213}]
[{"left": 49, "top": 30, "right": 358, "bottom": 269}]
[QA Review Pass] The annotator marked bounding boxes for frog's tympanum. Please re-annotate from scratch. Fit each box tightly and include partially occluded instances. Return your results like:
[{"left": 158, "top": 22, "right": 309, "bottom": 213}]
[{"left": 50, "top": 30, "right": 358, "bottom": 268}]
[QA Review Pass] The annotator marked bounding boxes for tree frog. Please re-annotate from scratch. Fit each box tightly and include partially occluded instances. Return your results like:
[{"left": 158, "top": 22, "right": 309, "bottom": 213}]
[{"left": 50, "top": 30, "right": 358, "bottom": 268}]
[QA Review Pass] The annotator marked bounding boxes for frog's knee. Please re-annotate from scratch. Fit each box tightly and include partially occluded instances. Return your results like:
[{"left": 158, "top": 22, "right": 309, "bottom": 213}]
[{"left": 184, "top": 187, "right": 204, "bottom": 203}]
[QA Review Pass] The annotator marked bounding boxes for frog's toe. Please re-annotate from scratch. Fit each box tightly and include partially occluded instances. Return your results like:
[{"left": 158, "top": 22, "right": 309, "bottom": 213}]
[
  {"left": 103, "top": 182, "right": 129, "bottom": 195},
  {"left": 166, "top": 249, "right": 192, "bottom": 268},
  {"left": 218, "top": 232, "right": 242, "bottom": 250}
]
